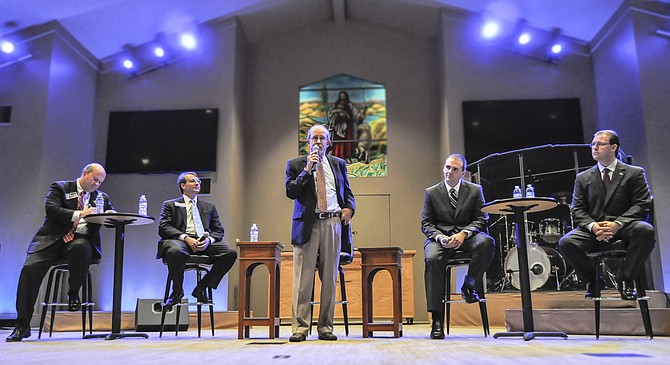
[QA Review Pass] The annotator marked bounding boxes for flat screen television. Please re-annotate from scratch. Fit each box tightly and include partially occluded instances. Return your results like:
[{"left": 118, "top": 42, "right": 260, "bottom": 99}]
[
  {"left": 105, "top": 109, "right": 218, "bottom": 173},
  {"left": 462, "top": 98, "right": 583, "bottom": 163}
]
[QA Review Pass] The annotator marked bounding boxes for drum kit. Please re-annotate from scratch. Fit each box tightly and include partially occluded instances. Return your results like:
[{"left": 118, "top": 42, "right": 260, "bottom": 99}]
[{"left": 488, "top": 192, "right": 581, "bottom": 292}]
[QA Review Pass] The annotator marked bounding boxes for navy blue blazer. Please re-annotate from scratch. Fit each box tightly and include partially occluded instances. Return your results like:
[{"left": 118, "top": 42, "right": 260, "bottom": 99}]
[{"left": 285, "top": 155, "right": 356, "bottom": 245}]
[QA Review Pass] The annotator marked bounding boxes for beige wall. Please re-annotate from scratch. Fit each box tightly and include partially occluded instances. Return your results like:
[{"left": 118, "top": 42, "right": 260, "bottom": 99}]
[{"left": 1, "top": 4, "right": 669, "bottom": 322}]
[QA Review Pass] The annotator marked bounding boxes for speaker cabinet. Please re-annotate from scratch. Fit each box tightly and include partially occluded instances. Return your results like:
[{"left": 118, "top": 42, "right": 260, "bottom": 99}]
[{"left": 135, "top": 298, "right": 189, "bottom": 332}]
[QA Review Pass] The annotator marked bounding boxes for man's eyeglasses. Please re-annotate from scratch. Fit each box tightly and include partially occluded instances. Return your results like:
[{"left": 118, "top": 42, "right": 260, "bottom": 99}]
[
  {"left": 186, "top": 179, "right": 201, "bottom": 184},
  {"left": 590, "top": 142, "right": 610, "bottom": 148}
]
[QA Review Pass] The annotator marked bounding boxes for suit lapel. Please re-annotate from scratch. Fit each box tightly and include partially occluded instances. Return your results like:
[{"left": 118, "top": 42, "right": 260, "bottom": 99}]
[
  {"left": 437, "top": 183, "right": 455, "bottom": 219},
  {"left": 177, "top": 197, "right": 187, "bottom": 227},
  {"left": 454, "top": 182, "right": 466, "bottom": 217},
  {"left": 604, "top": 163, "right": 625, "bottom": 205}
]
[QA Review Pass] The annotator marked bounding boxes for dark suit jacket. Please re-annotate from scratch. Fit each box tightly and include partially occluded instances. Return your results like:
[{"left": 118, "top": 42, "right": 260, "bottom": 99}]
[
  {"left": 285, "top": 155, "right": 356, "bottom": 245},
  {"left": 421, "top": 179, "right": 488, "bottom": 246},
  {"left": 27, "top": 180, "right": 114, "bottom": 256},
  {"left": 157, "top": 196, "right": 225, "bottom": 258},
  {"left": 571, "top": 161, "right": 652, "bottom": 229}
]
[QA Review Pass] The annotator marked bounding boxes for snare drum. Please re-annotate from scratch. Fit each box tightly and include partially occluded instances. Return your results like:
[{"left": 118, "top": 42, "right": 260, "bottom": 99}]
[{"left": 539, "top": 218, "right": 563, "bottom": 244}]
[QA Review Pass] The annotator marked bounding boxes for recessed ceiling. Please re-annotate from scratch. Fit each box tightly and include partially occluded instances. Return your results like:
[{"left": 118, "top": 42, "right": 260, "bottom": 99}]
[{"left": 0, "top": 0, "right": 631, "bottom": 60}]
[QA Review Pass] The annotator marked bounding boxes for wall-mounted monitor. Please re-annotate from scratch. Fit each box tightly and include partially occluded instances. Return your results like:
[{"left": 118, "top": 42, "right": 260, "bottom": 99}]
[
  {"left": 463, "top": 98, "right": 583, "bottom": 163},
  {"left": 105, "top": 108, "right": 218, "bottom": 174}
]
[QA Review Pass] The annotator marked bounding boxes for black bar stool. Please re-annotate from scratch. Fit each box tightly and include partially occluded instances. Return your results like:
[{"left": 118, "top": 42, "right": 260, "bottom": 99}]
[
  {"left": 38, "top": 259, "right": 99, "bottom": 339},
  {"left": 159, "top": 255, "right": 215, "bottom": 338},
  {"left": 444, "top": 250, "right": 490, "bottom": 337},
  {"left": 587, "top": 247, "right": 653, "bottom": 339}
]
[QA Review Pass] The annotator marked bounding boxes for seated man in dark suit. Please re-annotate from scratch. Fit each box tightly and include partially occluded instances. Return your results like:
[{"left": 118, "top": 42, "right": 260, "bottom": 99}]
[
  {"left": 157, "top": 172, "right": 237, "bottom": 308},
  {"left": 559, "top": 130, "right": 655, "bottom": 300},
  {"left": 7, "top": 163, "right": 114, "bottom": 342},
  {"left": 421, "top": 154, "right": 495, "bottom": 339}
]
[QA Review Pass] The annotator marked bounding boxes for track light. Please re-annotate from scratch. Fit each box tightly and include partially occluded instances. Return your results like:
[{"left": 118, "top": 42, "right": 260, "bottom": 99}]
[
  {"left": 1, "top": 40, "right": 15, "bottom": 54},
  {"left": 180, "top": 33, "right": 197, "bottom": 50},
  {"left": 481, "top": 21, "right": 500, "bottom": 39}
]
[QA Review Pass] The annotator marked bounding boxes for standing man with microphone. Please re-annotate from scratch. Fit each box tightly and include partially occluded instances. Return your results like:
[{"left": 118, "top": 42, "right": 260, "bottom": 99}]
[{"left": 285, "top": 124, "right": 356, "bottom": 342}]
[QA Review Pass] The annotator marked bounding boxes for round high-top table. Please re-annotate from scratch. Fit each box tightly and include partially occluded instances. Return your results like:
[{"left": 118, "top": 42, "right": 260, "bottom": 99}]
[
  {"left": 84, "top": 212, "right": 154, "bottom": 340},
  {"left": 482, "top": 197, "right": 568, "bottom": 341}
]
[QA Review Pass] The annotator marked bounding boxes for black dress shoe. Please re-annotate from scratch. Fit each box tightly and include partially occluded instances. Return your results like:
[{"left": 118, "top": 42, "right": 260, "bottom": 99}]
[
  {"left": 430, "top": 320, "right": 445, "bottom": 339},
  {"left": 318, "top": 332, "right": 338, "bottom": 341},
  {"left": 164, "top": 291, "right": 184, "bottom": 309},
  {"left": 67, "top": 292, "right": 81, "bottom": 312},
  {"left": 618, "top": 280, "right": 637, "bottom": 301},
  {"left": 289, "top": 332, "right": 307, "bottom": 342},
  {"left": 191, "top": 286, "right": 211, "bottom": 304},
  {"left": 6, "top": 324, "right": 31, "bottom": 342},
  {"left": 461, "top": 286, "right": 481, "bottom": 304}
]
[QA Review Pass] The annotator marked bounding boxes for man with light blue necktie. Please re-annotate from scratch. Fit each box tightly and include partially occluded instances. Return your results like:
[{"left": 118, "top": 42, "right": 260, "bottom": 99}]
[{"left": 157, "top": 172, "right": 237, "bottom": 308}]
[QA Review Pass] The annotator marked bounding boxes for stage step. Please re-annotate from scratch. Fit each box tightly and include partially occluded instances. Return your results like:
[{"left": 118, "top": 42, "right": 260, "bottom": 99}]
[{"left": 504, "top": 308, "right": 670, "bottom": 336}]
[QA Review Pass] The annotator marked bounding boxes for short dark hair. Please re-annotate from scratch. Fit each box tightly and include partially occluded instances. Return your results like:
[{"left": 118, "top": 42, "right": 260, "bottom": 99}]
[
  {"left": 594, "top": 129, "right": 620, "bottom": 155},
  {"left": 177, "top": 171, "right": 198, "bottom": 194},
  {"left": 446, "top": 154, "right": 467, "bottom": 171}
]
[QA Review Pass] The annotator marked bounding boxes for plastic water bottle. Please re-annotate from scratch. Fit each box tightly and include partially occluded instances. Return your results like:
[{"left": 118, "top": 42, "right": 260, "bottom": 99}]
[
  {"left": 513, "top": 185, "right": 522, "bottom": 198},
  {"left": 525, "top": 184, "right": 535, "bottom": 198},
  {"left": 138, "top": 194, "right": 148, "bottom": 216},
  {"left": 250, "top": 223, "right": 259, "bottom": 242},
  {"left": 95, "top": 194, "right": 105, "bottom": 214}
]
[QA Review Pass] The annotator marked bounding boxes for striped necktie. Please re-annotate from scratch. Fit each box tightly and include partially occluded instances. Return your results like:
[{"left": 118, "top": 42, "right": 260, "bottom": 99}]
[
  {"left": 449, "top": 188, "right": 457, "bottom": 209},
  {"left": 63, "top": 192, "right": 84, "bottom": 243}
]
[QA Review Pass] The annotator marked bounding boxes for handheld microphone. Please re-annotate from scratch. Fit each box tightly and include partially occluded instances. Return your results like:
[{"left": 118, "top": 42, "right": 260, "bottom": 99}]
[{"left": 310, "top": 145, "right": 321, "bottom": 171}]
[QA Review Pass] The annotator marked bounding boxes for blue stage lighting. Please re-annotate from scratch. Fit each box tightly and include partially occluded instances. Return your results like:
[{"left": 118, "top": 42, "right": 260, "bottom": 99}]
[
  {"left": 551, "top": 43, "right": 563, "bottom": 54},
  {"left": 1, "top": 40, "right": 15, "bottom": 54},
  {"left": 154, "top": 46, "right": 165, "bottom": 58},
  {"left": 180, "top": 33, "right": 197, "bottom": 50},
  {"left": 122, "top": 58, "right": 134, "bottom": 70},
  {"left": 518, "top": 32, "right": 531, "bottom": 45},
  {"left": 481, "top": 22, "right": 500, "bottom": 39}
]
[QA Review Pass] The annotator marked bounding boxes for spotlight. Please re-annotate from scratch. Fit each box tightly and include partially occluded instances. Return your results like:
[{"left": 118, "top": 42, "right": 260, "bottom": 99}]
[
  {"left": 550, "top": 43, "right": 563, "bottom": 55},
  {"left": 518, "top": 32, "right": 532, "bottom": 45},
  {"left": 180, "top": 33, "right": 197, "bottom": 50},
  {"left": 1, "top": 40, "right": 15, "bottom": 54},
  {"left": 121, "top": 58, "right": 134, "bottom": 70},
  {"left": 481, "top": 21, "right": 500, "bottom": 39},
  {"left": 153, "top": 46, "right": 165, "bottom": 58}
]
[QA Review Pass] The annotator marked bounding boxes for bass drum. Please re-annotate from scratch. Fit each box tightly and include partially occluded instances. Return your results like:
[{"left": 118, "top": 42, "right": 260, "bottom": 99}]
[{"left": 504, "top": 245, "right": 566, "bottom": 291}]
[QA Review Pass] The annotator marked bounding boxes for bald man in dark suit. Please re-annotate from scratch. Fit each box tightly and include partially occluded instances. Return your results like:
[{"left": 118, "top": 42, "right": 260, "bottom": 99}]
[
  {"left": 559, "top": 130, "right": 655, "bottom": 300},
  {"left": 7, "top": 163, "right": 114, "bottom": 342}
]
